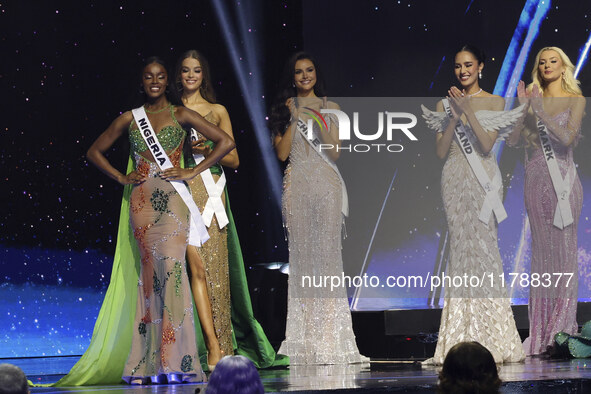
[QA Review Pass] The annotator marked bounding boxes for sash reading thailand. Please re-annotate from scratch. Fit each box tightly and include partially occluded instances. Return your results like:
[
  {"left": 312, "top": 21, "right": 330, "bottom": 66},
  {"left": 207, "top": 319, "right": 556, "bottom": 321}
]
[
  {"left": 297, "top": 117, "right": 349, "bottom": 217},
  {"left": 442, "top": 99, "right": 506, "bottom": 224},
  {"left": 536, "top": 119, "right": 574, "bottom": 229},
  {"left": 131, "top": 106, "right": 210, "bottom": 246},
  {"left": 190, "top": 128, "right": 229, "bottom": 228}
]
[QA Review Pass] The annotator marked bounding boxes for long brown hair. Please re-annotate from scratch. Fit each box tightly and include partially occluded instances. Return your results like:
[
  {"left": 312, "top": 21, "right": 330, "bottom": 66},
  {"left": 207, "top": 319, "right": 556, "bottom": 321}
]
[
  {"left": 173, "top": 49, "right": 217, "bottom": 104},
  {"left": 269, "top": 52, "right": 327, "bottom": 136}
]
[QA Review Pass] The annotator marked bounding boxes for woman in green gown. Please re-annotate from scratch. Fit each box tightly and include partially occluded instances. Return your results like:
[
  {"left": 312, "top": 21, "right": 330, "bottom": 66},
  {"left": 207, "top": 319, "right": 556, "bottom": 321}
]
[
  {"left": 52, "top": 56, "right": 234, "bottom": 385},
  {"left": 50, "top": 53, "right": 286, "bottom": 386},
  {"left": 174, "top": 49, "right": 288, "bottom": 370}
]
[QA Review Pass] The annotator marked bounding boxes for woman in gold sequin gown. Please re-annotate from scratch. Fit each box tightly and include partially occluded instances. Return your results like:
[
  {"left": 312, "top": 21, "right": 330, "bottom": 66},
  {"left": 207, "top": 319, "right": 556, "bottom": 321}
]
[
  {"left": 174, "top": 50, "right": 287, "bottom": 370},
  {"left": 270, "top": 52, "right": 367, "bottom": 364},
  {"left": 423, "top": 46, "right": 524, "bottom": 365},
  {"left": 86, "top": 57, "right": 234, "bottom": 384}
]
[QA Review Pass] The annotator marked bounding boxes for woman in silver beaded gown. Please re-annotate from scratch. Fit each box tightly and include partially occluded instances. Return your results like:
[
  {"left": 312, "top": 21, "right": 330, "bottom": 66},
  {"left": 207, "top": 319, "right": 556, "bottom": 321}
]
[
  {"left": 270, "top": 52, "right": 367, "bottom": 364},
  {"left": 511, "top": 47, "right": 585, "bottom": 356}
]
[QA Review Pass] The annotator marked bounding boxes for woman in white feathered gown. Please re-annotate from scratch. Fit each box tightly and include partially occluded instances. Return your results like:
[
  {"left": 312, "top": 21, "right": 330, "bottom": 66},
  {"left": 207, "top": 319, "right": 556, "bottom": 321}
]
[{"left": 422, "top": 45, "right": 525, "bottom": 364}]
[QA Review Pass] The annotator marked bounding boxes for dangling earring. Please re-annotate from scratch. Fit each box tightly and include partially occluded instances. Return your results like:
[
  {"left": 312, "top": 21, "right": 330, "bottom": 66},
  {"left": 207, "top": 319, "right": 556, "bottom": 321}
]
[
  {"left": 139, "top": 85, "right": 145, "bottom": 94},
  {"left": 479, "top": 71, "right": 482, "bottom": 80},
  {"left": 292, "top": 82, "right": 295, "bottom": 88},
  {"left": 176, "top": 80, "right": 183, "bottom": 91},
  {"left": 562, "top": 72, "right": 566, "bottom": 81}
]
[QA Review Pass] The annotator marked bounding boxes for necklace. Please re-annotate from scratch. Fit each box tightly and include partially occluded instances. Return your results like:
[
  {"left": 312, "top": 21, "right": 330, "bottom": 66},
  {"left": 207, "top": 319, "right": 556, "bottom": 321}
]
[
  {"left": 144, "top": 103, "right": 172, "bottom": 114},
  {"left": 466, "top": 88, "right": 483, "bottom": 97}
]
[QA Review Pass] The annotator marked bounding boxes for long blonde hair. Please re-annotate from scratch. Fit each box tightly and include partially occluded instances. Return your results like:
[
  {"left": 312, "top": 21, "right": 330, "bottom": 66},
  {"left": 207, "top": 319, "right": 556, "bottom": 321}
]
[
  {"left": 528, "top": 46, "right": 581, "bottom": 96},
  {"left": 523, "top": 47, "right": 582, "bottom": 147}
]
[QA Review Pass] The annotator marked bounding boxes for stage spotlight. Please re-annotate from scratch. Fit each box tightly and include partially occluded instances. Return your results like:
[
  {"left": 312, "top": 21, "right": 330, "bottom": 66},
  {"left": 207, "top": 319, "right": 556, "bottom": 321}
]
[
  {"left": 574, "top": 32, "right": 591, "bottom": 79},
  {"left": 493, "top": 0, "right": 551, "bottom": 99},
  {"left": 211, "top": 0, "right": 283, "bottom": 210}
]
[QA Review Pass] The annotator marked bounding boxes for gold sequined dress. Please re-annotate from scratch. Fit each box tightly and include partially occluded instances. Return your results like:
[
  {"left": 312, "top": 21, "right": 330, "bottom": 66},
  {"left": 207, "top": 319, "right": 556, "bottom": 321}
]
[
  {"left": 122, "top": 106, "right": 205, "bottom": 382},
  {"left": 186, "top": 111, "right": 233, "bottom": 357}
]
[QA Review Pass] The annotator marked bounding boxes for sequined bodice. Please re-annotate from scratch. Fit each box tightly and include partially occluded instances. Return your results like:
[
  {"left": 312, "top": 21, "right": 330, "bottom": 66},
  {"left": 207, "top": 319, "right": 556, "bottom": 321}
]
[
  {"left": 129, "top": 106, "right": 185, "bottom": 157},
  {"left": 198, "top": 110, "right": 223, "bottom": 175},
  {"left": 203, "top": 111, "right": 219, "bottom": 127},
  {"left": 528, "top": 110, "right": 572, "bottom": 161},
  {"left": 128, "top": 106, "right": 186, "bottom": 175},
  {"left": 285, "top": 127, "right": 340, "bottom": 186},
  {"left": 199, "top": 111, "right": 220, "bottom": 148},
  {"left": 129, "top": 125, "right": 185, "bottom": 154}
]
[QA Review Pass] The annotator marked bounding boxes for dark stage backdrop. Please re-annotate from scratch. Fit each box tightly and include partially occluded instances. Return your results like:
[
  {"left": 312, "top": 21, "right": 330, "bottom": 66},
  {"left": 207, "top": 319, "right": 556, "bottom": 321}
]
[
  {"left": 2, "top": 0, "right": 591, "bottom": 357},
  {"left": 0, "top": 0, "right": 302, "bottom": 357},
  {"left": 302, "top": 0, "right": 591, "bottom": 310}
]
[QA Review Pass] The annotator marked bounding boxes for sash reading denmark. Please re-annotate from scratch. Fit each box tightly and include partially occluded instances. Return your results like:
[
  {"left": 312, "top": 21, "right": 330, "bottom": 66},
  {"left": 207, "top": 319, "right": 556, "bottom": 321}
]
[
  {"left": 442, "top": 99, "right": 507, "bottom": 224},
  {"left": 131, "top": 106, "right": 210, "bottom": 246},
  {"left": 536, "top": 119, "right": 574, "bottom": 229}
]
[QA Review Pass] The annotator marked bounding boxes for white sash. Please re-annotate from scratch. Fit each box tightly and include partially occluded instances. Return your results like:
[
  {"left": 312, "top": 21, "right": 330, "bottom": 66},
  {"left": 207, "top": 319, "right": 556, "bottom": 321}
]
[
  {"left": 536, "top": 119, "right": 574, "bottom": 229},
  {"left": 190, "top": 128, "right": 229, "bottom": 228},
  {"left": 442, "top": 99, "right": 507, "bottom": 224},
  {"left": 296, "top": 118, "right": 349, "bottom": 217},
  {"left": 131, "top": 107, "right": 210, "bottom": 246}
]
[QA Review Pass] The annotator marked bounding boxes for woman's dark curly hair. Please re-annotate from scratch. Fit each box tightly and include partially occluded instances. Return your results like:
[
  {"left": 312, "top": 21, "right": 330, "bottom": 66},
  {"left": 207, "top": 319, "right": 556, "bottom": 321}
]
[
  {"left": 268, "top": 51, "right": 327, "bottom": 136},
  {"left": 438, "top": 341, "right": 501, "bottom": 394}
]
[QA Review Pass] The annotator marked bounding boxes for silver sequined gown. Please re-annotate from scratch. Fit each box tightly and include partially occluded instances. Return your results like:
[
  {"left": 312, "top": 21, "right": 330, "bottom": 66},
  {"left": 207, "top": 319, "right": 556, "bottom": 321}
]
[
  {"left": 279, "top": 125, "right": 366, "bottom": 365},
  {"left": 426, "top": 124, "right": 525, "bottom": 365},
  {"left": 523, "top": 110, "right": 582, "bottom": 355}
]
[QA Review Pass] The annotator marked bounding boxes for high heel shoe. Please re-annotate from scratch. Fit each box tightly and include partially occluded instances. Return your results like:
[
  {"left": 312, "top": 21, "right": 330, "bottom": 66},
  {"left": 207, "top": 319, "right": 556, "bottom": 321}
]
[
  {"left": 182, "top": 373, "right": 200, "bottom": 383},
  {"left": 168, "top": 373, "right": 182, "bottom": 384},
  {"left": 207, "top": 351, "right": 222, "bottom": 372},
  {"left": 129, "top": 377, "right": 147, "bottom": 385}
]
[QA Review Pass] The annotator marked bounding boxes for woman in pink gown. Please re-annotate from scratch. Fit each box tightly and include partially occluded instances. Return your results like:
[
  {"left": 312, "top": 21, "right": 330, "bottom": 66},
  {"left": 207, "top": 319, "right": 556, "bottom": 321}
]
[{"left": 511, "top": 46, "right": 585, "bottom": 355}]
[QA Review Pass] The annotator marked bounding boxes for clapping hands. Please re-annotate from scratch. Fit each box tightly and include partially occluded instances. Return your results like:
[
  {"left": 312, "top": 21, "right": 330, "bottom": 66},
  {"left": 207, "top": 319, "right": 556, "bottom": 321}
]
[
  {"left": 517, "top": 81, "right": 543, "bottom": 115},
  {"left": 447, "top": 86, "right": 471, "bottom": 119}
]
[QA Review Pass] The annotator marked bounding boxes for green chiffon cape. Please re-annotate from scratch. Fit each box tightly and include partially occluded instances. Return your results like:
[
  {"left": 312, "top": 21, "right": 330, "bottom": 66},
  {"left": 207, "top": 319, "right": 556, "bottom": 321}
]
[{"left": 51, "top": 158, "right": 287, "bottom": 386}]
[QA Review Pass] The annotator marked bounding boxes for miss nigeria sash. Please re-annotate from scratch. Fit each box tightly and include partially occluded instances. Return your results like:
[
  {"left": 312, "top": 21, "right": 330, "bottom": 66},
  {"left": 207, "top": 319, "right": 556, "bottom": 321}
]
[
  {"left": 442, "top": 99, "right": 507, "bottom": 224},
  {"left": 131, "top": 107, "right": 210, "bottom": 246}
]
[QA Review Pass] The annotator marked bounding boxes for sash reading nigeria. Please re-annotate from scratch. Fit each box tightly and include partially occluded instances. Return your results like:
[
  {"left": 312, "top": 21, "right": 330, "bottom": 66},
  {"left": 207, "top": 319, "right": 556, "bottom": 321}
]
[{"left": 302, "top": 109, "right": 418, "bottom": 153}]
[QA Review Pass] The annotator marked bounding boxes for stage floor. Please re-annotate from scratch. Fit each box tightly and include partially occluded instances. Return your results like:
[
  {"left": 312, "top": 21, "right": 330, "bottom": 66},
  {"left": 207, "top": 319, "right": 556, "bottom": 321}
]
[{"left": 16, "top": 356, "right": 591, "bottom": 393}]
